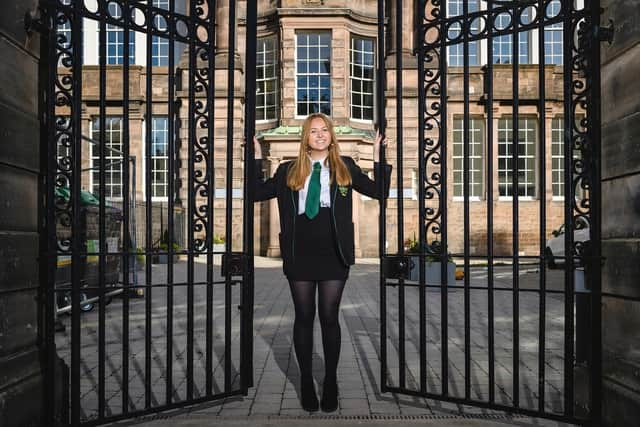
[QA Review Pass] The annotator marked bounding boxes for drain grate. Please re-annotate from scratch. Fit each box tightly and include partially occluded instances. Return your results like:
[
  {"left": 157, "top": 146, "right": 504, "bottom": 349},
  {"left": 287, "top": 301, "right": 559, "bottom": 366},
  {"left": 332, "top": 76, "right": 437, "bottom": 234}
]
[{"left": 134, "top": 412, "right": 529, "bottom": 423}]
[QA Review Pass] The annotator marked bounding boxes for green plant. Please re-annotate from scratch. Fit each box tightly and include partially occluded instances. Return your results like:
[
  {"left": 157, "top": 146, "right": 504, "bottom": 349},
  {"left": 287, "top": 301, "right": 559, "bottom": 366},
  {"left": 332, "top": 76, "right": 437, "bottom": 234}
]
[
  {"left": 213, "top": 234, "right": 225, "bottom": 244},
  {"left": 135, "top": 247, "right": 145, "bottom": 264},
  {"left": 156, "top": 229, "right": 180, "bottom": 252},
  {"left": 405, "top": 234, "right": 452, "bottom": 263},
  {"left": 158, "top": 242, "right": 180, "bottom": 252}
]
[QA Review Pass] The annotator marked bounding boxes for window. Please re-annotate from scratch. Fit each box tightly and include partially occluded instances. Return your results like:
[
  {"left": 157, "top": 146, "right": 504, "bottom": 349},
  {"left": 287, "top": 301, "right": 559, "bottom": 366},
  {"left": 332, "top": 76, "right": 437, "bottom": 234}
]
[
  {"left": 91, "top": 117, "right": 123, "bottom": 199},
  {"left": 544, "top": 0, "right": 563, "bottom": 65},
  {"left": 551, "top": 117, "right": 564, "bottom": 197},
  {"left": 150, "top": 117, "right": 169, "bottom": 198},
  {"left": 256, "top": 37, "right": 278, "bottom": 121},
  {"left": 447, "top": 0, "right": 480, "bottom": 66},
  {"left": 498, "top": 117, "right": 537, "bottom": 198},
  {"left": 453, "top": 117, "right": 484, "bottom": 198},
  {"left": 105, "top": 2, "right": 135, "bottom": 65},
  {"left": 350, "top": 36, "right": 375, "bottom": 121},
  {"left": 296, "top": 32, "right": 331, "bottom": 116},
  {"left": 551, "top": 117, "right": 584, "bottom": 199},
  {"left": 152, "top": 0, "right": 169, "bottom": 66},
  {"left": 492, "top": 7, "right": 531, "bottom": 64}
]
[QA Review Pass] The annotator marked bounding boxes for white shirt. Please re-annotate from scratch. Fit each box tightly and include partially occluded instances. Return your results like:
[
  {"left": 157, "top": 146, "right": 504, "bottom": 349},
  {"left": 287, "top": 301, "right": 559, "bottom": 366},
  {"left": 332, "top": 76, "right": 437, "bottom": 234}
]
[{"left": 298, "top": 156, "right": 331, "bottom": 215}]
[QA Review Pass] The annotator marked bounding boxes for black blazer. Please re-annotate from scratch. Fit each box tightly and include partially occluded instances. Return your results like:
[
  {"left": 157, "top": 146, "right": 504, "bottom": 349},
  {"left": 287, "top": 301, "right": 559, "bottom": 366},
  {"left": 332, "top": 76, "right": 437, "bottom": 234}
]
[{"left": 253, "top": 156, "right": 392, "bottom": 274}]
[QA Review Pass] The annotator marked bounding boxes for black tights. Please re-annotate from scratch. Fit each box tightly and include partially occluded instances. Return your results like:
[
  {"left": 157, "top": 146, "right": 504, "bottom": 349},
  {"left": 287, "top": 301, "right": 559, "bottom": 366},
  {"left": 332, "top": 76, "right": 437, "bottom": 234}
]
[{"left": 288, "top": 279, "right": 346, "bottom": 384}]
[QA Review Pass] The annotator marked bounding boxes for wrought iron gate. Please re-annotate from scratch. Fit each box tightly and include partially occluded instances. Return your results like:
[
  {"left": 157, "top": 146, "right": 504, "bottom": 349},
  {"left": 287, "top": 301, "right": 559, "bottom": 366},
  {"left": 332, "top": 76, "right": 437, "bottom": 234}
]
[
  {"left": 379, "top": 0, "right": 602, "bottom": 424},
  {"left": 40, "top": 0, "right": 258, "bottom": 424}
]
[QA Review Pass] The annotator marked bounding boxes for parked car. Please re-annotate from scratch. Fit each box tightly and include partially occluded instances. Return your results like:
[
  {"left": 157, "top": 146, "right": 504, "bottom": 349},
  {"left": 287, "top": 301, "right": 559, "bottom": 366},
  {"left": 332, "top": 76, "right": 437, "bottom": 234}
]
[{"left": 545, "top": 217, "right": 590, "bottom": 269}]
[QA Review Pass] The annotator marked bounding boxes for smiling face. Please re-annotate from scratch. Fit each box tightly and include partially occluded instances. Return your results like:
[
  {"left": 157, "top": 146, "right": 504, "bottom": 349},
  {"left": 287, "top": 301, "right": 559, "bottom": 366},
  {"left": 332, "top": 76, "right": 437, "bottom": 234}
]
[{"left": 306, "top": 117, "right": 331, "bottom": 159}]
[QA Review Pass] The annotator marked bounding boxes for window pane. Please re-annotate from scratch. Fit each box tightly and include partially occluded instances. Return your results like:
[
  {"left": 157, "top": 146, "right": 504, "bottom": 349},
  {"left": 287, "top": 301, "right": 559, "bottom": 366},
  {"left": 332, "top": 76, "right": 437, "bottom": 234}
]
[
  {"left": 296, "top": 32, "right": 331, "bottom": 116},
  {"left": 350, "top": 35, "right": 375, "bottom": 120},
  {"left": 256, "top": 36, "right": 278, "bottom": 120}
]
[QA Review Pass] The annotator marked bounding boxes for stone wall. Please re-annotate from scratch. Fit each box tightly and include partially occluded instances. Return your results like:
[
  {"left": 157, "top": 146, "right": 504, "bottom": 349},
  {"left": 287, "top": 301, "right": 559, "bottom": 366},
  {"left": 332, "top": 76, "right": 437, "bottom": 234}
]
[
  {"left": 0, "top": 2, "right": 43, "bottom": 426},
  {"left": 600, "top": 0, "right": 640, "bottom": 425}
]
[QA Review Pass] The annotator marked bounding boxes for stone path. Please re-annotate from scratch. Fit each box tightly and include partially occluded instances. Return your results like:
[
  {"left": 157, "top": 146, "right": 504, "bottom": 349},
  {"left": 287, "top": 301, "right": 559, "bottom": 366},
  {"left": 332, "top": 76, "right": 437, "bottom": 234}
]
[{"left": 54, "top": 257, "right": 575, "bottom": 426}]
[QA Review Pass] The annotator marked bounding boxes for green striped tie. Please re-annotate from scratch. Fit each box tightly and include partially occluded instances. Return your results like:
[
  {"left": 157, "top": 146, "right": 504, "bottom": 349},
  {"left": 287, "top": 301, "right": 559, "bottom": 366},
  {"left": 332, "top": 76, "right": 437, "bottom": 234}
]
[{"left": 305, "top": 162, "right": 322, "bottom": 219}]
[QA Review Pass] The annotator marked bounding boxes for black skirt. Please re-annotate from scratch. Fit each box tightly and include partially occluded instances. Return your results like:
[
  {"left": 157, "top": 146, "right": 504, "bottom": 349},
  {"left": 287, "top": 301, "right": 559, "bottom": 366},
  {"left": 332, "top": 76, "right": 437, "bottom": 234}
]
[{"left": 286, "top": 207, "right": 349, "bottom": 281}]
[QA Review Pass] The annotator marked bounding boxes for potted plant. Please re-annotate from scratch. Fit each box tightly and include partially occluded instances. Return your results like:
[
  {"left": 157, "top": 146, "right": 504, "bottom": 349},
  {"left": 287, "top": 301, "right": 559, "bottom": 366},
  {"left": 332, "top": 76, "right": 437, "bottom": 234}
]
[
  {"left": 213, "top": 234, "right": 226, "bottom": 252},
  {"left": 153, "top": 230, "right": 180, "bottom": 264},
  {"left": 405, "top": 235, "right": 456, "bottom": 285}
]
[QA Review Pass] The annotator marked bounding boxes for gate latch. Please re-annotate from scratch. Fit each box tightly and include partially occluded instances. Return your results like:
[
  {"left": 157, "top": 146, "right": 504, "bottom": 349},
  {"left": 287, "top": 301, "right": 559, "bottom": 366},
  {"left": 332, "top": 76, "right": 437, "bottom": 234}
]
[
  {"left": 221, "top": 252, "right": 249, "bottom": 277},
  {"left": 383, "top": 255, "right": 413, "bottom": 280}
]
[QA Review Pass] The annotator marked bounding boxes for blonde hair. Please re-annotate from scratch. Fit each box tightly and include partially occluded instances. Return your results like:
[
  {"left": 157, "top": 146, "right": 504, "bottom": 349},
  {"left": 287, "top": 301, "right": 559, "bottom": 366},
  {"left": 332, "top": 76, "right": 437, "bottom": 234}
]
[{"left": 286, "top": 113, "right": 352, "bottom": 190}]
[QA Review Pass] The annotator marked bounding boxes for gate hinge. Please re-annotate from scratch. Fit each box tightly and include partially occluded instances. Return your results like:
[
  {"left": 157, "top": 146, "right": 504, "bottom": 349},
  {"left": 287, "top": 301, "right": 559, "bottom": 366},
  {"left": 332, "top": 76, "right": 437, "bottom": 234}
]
[
  {"left": 382, "top": 255, "right": 413, "bottom": 280},
  {"left": 221, "top": 252, "right": 250, "bottom": 277},
  {"left": 25, "top": 8, "right": 49, "bottom": 35},
  {"left": 596, "top": 19, "right": 614, "bottom": 45}
]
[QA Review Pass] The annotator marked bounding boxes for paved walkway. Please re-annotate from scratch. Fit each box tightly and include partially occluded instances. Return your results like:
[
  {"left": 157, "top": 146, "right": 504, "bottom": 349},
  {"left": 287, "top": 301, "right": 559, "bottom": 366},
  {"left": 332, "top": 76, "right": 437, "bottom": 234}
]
[{"left": 55, "top": 257, "right": 574, "bottom": 426}]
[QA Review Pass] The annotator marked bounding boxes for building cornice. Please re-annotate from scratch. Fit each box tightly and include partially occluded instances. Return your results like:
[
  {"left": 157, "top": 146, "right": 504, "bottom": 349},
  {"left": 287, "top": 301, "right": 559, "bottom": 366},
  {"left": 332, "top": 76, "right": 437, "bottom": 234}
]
[{"left": 276, "top": 8, "right": 379, "bottom": 25}]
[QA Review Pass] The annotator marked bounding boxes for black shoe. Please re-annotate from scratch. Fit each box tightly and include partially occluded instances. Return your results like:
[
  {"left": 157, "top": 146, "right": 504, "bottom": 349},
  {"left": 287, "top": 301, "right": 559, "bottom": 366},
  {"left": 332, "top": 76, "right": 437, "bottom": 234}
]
[
  {"left": 320, "top": 380, "right": 338, "bottom": 412},
  {"left": 300, "top": 379, "right": 319, "bottom": 412}
]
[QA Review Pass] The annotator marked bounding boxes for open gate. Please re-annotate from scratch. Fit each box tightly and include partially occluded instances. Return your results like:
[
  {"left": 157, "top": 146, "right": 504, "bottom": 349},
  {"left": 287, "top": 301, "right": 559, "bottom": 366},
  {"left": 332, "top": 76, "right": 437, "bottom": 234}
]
[
  {"left": 379, "top": 0, "right": 602, "bottom": 424},
  {"left": 41, "top": 0, "right": 258, "bottom": 424}
]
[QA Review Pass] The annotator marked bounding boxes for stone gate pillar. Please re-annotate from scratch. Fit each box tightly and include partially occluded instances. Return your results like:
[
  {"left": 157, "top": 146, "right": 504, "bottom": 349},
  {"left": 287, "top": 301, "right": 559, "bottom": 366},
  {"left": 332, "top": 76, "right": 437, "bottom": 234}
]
[
  {"left": 0, "top": 2, "right": 45, "bottom": 426},
  {"left": 600, "top": 1, "right": 640, "bottom": 425}
]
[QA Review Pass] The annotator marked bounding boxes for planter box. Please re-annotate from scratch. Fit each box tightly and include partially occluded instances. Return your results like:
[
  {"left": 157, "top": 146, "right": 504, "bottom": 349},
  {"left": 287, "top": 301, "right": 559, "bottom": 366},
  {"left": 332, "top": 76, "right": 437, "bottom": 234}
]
[
  {"left": 409, "top": 257, "right": 456, "bottom": 285},
  {"left": 152, "top": 254, "right": 179, "bottom": 264}
]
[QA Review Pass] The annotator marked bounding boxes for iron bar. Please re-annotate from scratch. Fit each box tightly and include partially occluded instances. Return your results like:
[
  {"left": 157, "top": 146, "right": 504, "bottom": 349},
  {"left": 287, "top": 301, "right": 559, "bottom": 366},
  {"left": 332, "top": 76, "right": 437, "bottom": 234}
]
[
  {"left": 395, "top": 0, "right": 406, "bottom": 391},
  {"left": 98, "top": 2, "right": 107, "bottom": 417},
  {"left": 242, "top": 0, "right": 258, "bottom": 393},
  {"left": 206, "top": 0, "right": 216, "bottom": 398},
  {"left": 536, "top": 0, "right": 547, "bottom": 412},
  {"left": 462, "top": 0, "right": 471, "bottom": 401},
  {"left": 562, "top": 1, "right": 575, "bottom": 416},
  {"left": 144, "top": 8, "right": 154, "bottom": 407},
  {"left": 377, "top": 0, "right": 388, "bottom": 393},
  {"left": 224, "top": 0, "right": 237, "bottom": 392},
  {"left": 414, "top": 0, "right": 427, "bottom": 396},
  {"left": 166, "top": 0, "right": 176, "bottom": 405},
  {"left": 511, "top": 2, "right": 521, "bottom": 408},
  {"left": 122, "top": 3, "right": 132, "bottom": 413},
  {"left": 187, "top": 0, "right": 196, "bottom": 400},
  {"left": 439, "top": 0, "right": 449, "bottom": 397}
]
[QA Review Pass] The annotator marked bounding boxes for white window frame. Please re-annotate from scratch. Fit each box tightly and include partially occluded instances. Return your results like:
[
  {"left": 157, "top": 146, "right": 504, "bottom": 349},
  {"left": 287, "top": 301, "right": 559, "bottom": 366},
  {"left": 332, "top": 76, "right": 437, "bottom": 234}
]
[
  {"left": 497, "top": 116, "right": 537, "bottom": 200},
  {"left": 90, "top": 116, "right": 124, "bottom": 201},
  {"left": 446, "top": 0, "right": 481, "bottom": 67},
  {"left": 544, "top": 0, "right": 563, "bottom": 65},
  {"left": 452, "top": 116, "right": 484, "bottom": 200},
  {"left": 104, "top": 2, "right": 135, "bottom": 65},
  {"left": 551, "top": 117, "right": 564, "bottom": 200},
  {"left": 151, "top": 0, "right": 169, "bottom": 66},
  {"left": 349, "top": 35, "right": 375, "bottom": 122},
  {"left": 256, "top": 36, "right": 279, "bottom": 123},
  {"left": 146, "top": 116, "right": 169, "bottom": 201},
  {"left": 294, "top": 31, "right": 332, "bottom": 119},
  {"left": 492, "top": 6, "right": 532, "bottom": 65}
]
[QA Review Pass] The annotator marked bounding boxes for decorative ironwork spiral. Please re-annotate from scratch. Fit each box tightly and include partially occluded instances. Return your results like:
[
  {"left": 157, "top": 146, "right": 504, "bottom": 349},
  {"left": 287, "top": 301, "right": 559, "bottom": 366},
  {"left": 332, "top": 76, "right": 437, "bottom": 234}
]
[
  {"left": 420, "top": 1, "right": 445, "bottom": 239},
  {"left": 190, "top": 1, "right": 212, "bottom": 253},
  {"left": 54, "top": 1, "right": 75, "bottom": 253},
  {"left": 570, "top": 7, "right": 593, "bottom": 260}
]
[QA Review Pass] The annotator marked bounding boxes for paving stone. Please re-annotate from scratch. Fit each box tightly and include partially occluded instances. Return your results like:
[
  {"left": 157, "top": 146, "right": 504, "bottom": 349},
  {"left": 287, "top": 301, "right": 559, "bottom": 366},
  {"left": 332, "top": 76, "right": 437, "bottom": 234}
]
[{"left": 56, "top": 258, "right": 570, "bottom": 424}]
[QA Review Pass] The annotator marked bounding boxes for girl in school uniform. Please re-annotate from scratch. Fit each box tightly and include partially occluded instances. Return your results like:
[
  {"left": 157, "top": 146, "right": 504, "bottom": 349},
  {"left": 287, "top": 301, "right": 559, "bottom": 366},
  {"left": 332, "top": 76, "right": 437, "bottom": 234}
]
[{"left": 253, "top": 113, "right": 391, "bottom": 412}]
